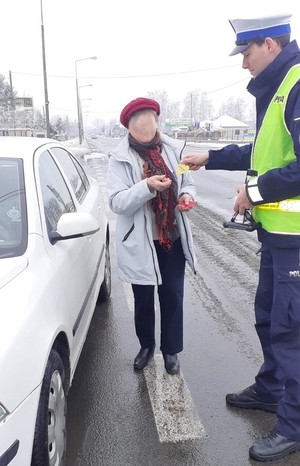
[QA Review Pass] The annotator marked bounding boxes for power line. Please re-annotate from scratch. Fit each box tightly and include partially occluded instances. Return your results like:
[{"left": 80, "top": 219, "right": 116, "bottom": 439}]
[
  {"left": 51, "top": 107, "right": 117, "bottom": 114},
  {"left": 206, "top": 77, "right": 249, "bottom": 94},
  {"left": 51, "top": 77, "right": 250, "bottom": 116},
  {"left": 10, "top": 63, "right": 240, "bottom": 80}
]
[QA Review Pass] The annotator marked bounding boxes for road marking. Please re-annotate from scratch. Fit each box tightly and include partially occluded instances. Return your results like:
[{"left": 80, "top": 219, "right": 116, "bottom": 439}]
[
  {"left": 81, "top": 425, "right": 93, "bottom": 453},
  {"left": 122, "top": 282, "right": 160, "bottom": 315},
  {"left": 144, "top": 355, "right": 206, "bottom": 443},
  {"left": 123, "top": 282, "right": 134, "bottom": 312}
]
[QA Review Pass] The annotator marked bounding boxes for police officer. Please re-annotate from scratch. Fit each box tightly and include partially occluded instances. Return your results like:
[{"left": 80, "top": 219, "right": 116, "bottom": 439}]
[{"left": 182, "top": 13, "right": 300, "bottom": 463}]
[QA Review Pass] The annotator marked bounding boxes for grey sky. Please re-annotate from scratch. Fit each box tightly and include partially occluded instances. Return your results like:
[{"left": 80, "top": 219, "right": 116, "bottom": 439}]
[{"left": 2, "top": 0, "right": 299, "bottom": 123}]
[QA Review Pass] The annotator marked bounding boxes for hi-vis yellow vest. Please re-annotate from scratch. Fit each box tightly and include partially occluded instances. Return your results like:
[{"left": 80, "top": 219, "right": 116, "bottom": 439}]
[{"left": 252, "top": 64, "right": 300, "bottom": 234}]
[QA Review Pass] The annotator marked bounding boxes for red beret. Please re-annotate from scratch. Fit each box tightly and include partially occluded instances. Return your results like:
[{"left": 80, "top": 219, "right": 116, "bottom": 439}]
[{"left": 120, "top": 97, "right": 160, "bottom": 128}]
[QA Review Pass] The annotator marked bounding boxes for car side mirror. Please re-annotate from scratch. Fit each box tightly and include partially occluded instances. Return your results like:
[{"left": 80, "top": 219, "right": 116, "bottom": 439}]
[{"left": 50, "top": 212, "right": 100, "bottom": 244}]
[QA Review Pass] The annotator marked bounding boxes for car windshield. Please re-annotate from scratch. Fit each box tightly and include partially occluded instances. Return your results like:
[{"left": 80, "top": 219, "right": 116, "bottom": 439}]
[{"left": 0, "top": 158, "right": 27, "bottom": 258}]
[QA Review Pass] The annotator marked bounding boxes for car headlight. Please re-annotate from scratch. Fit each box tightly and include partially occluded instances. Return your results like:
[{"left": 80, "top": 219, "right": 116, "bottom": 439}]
[{"left": 0, "top": 403, "right": 8, "bottom": 422}]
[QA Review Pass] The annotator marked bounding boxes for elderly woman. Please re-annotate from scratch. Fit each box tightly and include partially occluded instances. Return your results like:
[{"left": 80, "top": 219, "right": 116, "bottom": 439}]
[{"left": 107, "top": 97, "right": 197, "bottom": 375}]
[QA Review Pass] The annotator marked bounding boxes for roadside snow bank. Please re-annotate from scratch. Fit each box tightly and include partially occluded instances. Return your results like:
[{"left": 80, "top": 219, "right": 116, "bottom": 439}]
[{"left": 63, "top": 138, "right": 91, "bottom": 158}]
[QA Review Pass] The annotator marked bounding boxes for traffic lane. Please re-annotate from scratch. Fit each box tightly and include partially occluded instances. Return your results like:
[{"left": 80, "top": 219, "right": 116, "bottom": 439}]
[
  {"left": 100, "top": 155, "right": 298, "bottom": 465},
  {"left": 65, "top": 224, "right": 297, "bottom": 466},
  {"left": 66, "top": 250, "right": 211, "bottom": 466},
  {"left": 67, "top": 156, "right": 212, "bottom": 465},
  {"left": 67, "top": 267, "right": 239, "bottom": 465},
  {"left": 66, "top": 154, "right": 300, "bottom": 466}
]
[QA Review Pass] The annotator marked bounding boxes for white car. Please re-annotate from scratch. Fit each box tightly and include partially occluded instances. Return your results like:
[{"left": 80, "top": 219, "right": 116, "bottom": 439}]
[{"left": 0, "top": 137, "right": 111, "bottom": 466}]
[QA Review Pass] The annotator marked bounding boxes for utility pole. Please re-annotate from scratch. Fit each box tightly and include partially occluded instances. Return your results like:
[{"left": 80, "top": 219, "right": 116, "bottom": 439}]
[
  {"left": 75, "top": 62, "right": 82, "bottom": 144},
  {"left": 9, "top": 70, "right": 16, "bottom": 127},
  {"left": 40, "top": 0, "right": 50, "bottom": 137},
  {"left": 75, "top": 57, "right": 97, "bottom": 144},
  {"left": 9, "top": 71, "right": 15, "bottom": 110},
  {"left": 190, "top": 93, "right": 193, "bottom": 128}
]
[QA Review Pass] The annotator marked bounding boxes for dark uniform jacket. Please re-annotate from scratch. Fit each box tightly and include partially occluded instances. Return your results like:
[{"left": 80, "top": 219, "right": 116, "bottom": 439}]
[{"left": 206, "top": 40, "right": 300, "bottom": 248}]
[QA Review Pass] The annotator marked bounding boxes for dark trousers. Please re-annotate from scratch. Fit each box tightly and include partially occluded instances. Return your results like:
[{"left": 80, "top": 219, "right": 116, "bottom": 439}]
[
  {"left": 253, "top": 245, "right": 300, "bottom": 440},
  {"left": 132, "top": 238, "right": 186, "bottom": 354}
]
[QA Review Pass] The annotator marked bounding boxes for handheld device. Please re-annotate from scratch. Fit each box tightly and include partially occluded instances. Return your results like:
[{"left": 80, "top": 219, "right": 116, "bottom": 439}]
[{"left": 223, "top": 210, "right": 261, "bottom": 232}]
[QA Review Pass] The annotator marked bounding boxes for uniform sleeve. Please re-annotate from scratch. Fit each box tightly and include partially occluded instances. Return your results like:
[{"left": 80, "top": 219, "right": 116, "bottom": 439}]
[{"left": 206, "top": 143, "right": 251, "bottom": 171}]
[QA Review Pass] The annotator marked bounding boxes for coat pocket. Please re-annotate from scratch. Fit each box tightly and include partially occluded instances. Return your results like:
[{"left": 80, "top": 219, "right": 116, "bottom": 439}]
[
  {"left": 122, "top": 224, "right": 135, "bottom": 242},
  {"left": 278, "top": 267, "right": 300, "bottom": 325}
]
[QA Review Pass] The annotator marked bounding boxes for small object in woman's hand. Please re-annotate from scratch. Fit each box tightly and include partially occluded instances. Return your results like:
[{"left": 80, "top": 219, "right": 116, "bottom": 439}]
[
  {"left": 176, "top": 163, "right": 190, "bottom": 174},
  {"left": 178, "top": 200, "right": 197, "bottom": 208}
]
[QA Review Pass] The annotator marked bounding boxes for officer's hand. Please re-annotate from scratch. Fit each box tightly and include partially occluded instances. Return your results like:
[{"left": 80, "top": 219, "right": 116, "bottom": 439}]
[
  {"left": 181, "top": 152, "right": 209, "bottom": 170},
  {"left": 234, "top": 185, "right": 253, "bottom": 214}
]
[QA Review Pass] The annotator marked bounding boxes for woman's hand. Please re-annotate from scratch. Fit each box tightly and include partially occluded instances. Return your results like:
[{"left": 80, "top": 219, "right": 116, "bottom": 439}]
[
  {"left": 147, "top": 175, "right": 172, "bottom": 192},
  {"left": 177, "top": 193, "right": 196, "bottom": 211}
]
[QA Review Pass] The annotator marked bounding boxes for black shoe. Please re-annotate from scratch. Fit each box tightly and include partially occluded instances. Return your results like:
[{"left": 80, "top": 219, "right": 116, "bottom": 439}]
[
  {"left": 226, "top": 386, "right": 279, "bottom": 413},
  {"left": 134, "top": 347, "right": 154, "bottom": 370},
  {"left": 163, "top": 353, "right": 180, "bottom": 375},
  {"left": 249, "top": 429, "right": 300, "bottom": 462}
]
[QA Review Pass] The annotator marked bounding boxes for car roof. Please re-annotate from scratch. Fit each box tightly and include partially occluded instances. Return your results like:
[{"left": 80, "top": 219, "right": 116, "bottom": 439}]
[{"left": 0, "top": 137, "right": 65, "bottom": 157}]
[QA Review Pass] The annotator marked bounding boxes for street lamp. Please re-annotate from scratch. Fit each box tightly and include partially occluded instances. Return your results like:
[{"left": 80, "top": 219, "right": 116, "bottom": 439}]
[
  {"left": 75, "top": 57, "right": 97, "bottom": 144},
  {"left": 78, "top": 85, "right": 93, "bottom": 143},
  {"left": 80, "top": 98, "right": 92, "bottom": 141}
]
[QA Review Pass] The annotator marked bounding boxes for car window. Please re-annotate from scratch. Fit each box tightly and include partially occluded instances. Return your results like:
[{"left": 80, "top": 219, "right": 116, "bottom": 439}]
[
  {"left": 51, "top": 147, "right": 90, "bottom": 203},
  {"left": 0, "top": 158, "right": 27, "bottom": 258},
  {"left": 39, "top": 150, "right": 76, "bottom": 233}
]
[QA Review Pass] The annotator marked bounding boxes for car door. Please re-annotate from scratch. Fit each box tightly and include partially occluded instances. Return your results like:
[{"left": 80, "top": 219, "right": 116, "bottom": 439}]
[
  {"left": 50, "top": 147, "right": 106, "bottom": 310},
  {"left": 36, "top": 148, "right": 100, "bottom": 366}
]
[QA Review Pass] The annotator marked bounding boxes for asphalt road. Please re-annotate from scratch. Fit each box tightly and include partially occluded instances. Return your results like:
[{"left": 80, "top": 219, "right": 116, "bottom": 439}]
[{"left": 65, "top": 138, "right": 300, "bottom": 466}]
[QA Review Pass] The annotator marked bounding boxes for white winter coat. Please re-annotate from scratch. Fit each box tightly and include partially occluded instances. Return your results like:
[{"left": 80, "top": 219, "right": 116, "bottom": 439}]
[{"left": 107, "top": 133, "right": 197, "bottom": 285}]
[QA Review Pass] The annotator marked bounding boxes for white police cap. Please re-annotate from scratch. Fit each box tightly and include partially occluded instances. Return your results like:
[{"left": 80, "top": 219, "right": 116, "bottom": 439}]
[{"left": 229, "top": 13, "right": 292, "bottom": 56}]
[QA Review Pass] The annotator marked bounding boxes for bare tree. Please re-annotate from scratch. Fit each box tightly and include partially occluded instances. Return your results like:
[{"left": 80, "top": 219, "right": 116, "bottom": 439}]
[
  {"left": 147, "top": 90, "right": 171, "bottom": 130},
  {"left": 245, "top": 98, "right": 256, "bottom": 124},
  {"left": 218, "top": 96, "right": 248, "bottom": 121},
  {"left": 166, "top": 101, "right": 181, "bottom": 119},
  {"left": 90, "top": 118, "right": 106, "bottom": 136},
  {"left": 0, "top": 74, "right": 17, "bottom": 126},
  {"left": 182, "top": 90, "right": 213, "bottom": 126},
  {"left": 0, "top": 74, "right": 13, "bottom": 110}
]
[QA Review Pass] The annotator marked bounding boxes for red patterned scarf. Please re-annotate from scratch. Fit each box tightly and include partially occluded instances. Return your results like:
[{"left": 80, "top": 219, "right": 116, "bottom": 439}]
[{"left": 129, "top": 131, "right": 178, "bottom": 251}]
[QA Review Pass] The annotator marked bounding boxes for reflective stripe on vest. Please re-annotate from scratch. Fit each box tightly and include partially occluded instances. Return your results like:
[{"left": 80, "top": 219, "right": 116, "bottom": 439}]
[{"left": 251, "top": 64, "right": 300, "bottom": 234}]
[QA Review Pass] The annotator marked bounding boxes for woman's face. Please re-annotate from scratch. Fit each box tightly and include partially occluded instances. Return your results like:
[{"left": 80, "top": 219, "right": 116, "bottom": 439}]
[{"left": 128, "top": 111, "right": 157, "bottom": 143}]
